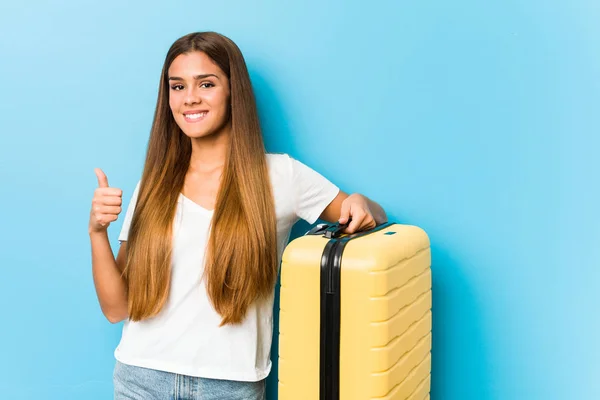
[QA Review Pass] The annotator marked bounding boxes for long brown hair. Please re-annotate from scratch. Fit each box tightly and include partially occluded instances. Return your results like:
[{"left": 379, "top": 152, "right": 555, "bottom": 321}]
[{"left": 123, "top": 32, "right": 277, "bottom": 325}]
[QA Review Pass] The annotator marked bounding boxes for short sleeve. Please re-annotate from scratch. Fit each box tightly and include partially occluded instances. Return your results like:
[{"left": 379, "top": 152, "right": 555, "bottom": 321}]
[
  {"left": 118, "top": 181, "right": 141, "bottom": 243},
  {"left": 290, "top": 156, "right": 340, "bottom": 224}
]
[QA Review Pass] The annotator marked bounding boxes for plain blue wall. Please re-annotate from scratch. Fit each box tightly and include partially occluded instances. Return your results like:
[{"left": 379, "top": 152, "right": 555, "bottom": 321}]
[{"left": 0, "top": 1, "right": 598, "bottom": 399}]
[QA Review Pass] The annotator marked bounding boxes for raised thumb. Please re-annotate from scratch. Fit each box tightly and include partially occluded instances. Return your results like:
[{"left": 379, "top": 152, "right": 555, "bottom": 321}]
[{"left": 95, "top": 168, "right": 109, "bottom": 188}]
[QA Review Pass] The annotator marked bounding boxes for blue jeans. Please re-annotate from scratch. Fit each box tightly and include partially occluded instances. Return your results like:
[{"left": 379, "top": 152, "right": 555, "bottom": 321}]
[{"left": 113, "top": 360, "right": 266, "bottom": 400}]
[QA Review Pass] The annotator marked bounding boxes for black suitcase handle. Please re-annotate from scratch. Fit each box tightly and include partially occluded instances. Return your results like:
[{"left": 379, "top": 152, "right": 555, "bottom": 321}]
[
  {"left": 306, "top": 218, "right": 394, "bottom": 239},
  {"left": 305, "top": 219, "right": 352, "bottom": 238},
  {"left": 323, "top": 220, "right": 351, "bottom": 238}
]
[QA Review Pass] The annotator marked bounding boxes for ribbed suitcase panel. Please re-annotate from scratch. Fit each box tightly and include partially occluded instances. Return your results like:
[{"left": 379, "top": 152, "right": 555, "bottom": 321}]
[
  {"left": 278, "top": 236, "right": 326, "bottom": 400},
  {"left": 369, "top": 291, "right": 432, "bottom": 347},
  {"left": 369, "top": 249, "right": 431, "bottom": 297},
  {"left": 405, "top": 374, "right": 431, "bottom": 400},
  {"left": 371, "top": 355, "right": 431, "bottom": 400},
  {"left": 279, "top": 224, "right": 432, "bottom": 400},
  {"left": 369, "top": 334, "right": 431, "bottom": 397},
  {"left": 370, "top": 312, "right": 432, "bottom": 371},
  {"left": 340, "top": 225, "right": 431, "bottom": 400},
  {"left": 368, "top": 269, "right": 432, "bottom": 322}
]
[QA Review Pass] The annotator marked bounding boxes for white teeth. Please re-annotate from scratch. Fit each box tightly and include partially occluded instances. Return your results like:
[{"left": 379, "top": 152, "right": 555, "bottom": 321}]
[{"left": 185, "top": 112, "right": 207, "bottom": 119}]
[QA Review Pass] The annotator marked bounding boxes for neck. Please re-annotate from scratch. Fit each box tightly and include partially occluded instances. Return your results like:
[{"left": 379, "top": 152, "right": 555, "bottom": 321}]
[{"left": 188, "top": 123, "right": 231, "bottom": 173}]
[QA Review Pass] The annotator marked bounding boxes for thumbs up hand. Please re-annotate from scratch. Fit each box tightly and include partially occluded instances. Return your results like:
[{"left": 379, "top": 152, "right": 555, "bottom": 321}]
[{"left": 89, "top": 168, "right": 123, "bottom": 234}]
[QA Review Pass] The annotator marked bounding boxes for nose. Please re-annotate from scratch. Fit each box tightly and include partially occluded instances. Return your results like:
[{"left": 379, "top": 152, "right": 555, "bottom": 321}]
[{"left": 184, "top": 86, "right": 201, "bottom": 106}]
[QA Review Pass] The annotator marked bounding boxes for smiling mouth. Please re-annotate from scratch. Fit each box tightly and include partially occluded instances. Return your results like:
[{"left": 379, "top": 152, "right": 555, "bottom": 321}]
[{"left": 183, "top": 111, "right": 208, "bottom": 122}]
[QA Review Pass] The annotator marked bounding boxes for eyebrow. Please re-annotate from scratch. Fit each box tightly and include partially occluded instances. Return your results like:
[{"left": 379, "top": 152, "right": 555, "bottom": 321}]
[{"left": 168, "top": 74, "right": 219, "bottom": 81}]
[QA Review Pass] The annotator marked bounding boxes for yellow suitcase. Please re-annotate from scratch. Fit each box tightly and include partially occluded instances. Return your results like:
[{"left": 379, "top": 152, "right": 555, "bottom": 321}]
[{"left": 278, "top": 222, "right": 432, "bottom": 400}]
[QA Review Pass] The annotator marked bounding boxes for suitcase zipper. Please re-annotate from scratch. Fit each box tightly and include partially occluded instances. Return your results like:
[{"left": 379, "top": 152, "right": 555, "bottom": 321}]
[
  {"left": 321, "top": 238, "right": 341, "bottom": 400},
  {"left": 327, "top": 241, "right": 339, "bottom": 294},
  {"left": 318, "top": 222, "right": 393, "bottom": 400}
]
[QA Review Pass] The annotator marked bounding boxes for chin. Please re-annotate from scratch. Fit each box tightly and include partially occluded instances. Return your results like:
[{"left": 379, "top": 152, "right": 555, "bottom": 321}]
[
  {"left": 176, "top": 121, "right": 213, "bottom": 138},
  {"left": 182, "top": 129, "right": 215, "bottom": 139}
]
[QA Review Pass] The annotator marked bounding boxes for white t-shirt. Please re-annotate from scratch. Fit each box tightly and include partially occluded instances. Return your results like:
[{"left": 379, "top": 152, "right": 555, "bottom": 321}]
[{"left": 114, "top": 153, "right": 340, "bottom": 382}]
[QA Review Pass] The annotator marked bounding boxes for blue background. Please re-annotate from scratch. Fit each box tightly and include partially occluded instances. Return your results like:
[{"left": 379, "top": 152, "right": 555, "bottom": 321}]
[{"left": 0, "top": 1, "right": 598, "bottom": 399}]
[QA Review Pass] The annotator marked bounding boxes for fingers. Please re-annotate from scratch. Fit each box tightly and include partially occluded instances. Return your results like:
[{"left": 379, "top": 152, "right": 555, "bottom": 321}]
[
  {"left": 338, "top": 200, "right": 351, "bottom": 225},
  {"left": 93, "top": 205, "right": 122, "bottom": 215},
  {"left": 91, "top": 200, "right": 122, "bottom": 229},
  {"left": 95, "top": 168, "right": 109, "bottom": 188},
  {"left": 90, "top": 168, "right": 123, "bottom": 231},
  {"left": 342, "top": 208, "right": 376, "bottom": 234},
  {"left": 94, "top": 187, "right": 123, "bottom": 198},
  {"left": 91, "top": 190, "right": 123, "bottom": 210},
  {"left": 96, "top": 213, "right": 119, "bottom": 227},
  {"left": 345, "top": 212, "right": 365, "bottom": 234}
]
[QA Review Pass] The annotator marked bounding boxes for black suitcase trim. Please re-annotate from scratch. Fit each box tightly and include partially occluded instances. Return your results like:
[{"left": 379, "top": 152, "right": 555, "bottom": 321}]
[{"left": 318, "top": 222, "right": 393, "bottom": 400}]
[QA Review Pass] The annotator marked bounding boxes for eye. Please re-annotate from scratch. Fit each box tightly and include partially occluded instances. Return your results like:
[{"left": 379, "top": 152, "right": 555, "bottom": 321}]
[
  {"left": 170, "top": 84, "right": 184, "bottom": 91},
  {"left": 200, "top": 82, "right": 215, "bottom": 88}
]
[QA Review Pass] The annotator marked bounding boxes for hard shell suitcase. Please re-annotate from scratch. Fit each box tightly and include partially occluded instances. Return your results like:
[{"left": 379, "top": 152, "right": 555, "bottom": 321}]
[{"left": 278, "top": 222, "right": 432, "bottom": 400}]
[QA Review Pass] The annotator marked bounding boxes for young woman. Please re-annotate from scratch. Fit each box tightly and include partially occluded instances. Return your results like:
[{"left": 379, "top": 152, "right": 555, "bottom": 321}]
[{"left": 89, "top": 31, "right": 387, "bottom": 400}]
